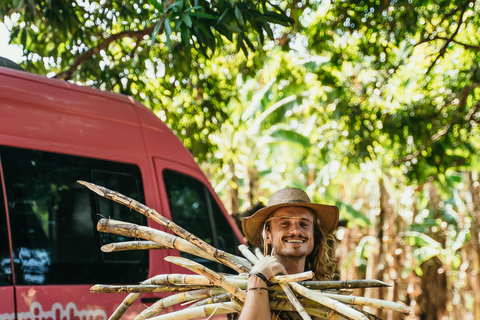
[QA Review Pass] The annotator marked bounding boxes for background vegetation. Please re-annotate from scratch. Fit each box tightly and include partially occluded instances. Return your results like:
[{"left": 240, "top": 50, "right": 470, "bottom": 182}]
[{"left": 2, "top": 0, "right": 479, "bottom": 319}]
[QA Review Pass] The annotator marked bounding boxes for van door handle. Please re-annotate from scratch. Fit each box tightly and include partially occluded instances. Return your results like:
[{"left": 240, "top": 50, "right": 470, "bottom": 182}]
[{"left": 140, "top": 297, "right": 161, "bottom": 303}]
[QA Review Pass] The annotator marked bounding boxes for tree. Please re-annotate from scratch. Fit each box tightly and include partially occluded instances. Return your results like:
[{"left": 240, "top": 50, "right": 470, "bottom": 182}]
[{"left": 0, "top": 0, "right": 292, "bottom": 161}]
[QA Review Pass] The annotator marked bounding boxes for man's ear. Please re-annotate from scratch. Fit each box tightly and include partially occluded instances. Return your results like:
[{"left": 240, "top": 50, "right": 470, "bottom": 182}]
[{"left": 265, "top": 230, "right": 272, "bottom": 244}]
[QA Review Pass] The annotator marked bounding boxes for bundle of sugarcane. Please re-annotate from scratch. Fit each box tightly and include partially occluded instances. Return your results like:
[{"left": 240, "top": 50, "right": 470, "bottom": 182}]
[{"left": 79, "top": 181, "right": 412, "bottom": 320}]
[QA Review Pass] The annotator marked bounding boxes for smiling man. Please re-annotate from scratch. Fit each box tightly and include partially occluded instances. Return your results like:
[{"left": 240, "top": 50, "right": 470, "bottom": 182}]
[{"left": 239, "top": 188, "right": 339, "bottom": 320}]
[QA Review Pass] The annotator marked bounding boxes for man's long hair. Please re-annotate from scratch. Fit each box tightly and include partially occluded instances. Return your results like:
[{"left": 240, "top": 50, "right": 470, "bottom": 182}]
[
  {"left": 305, "top": 215, "right": 337, "bottom": 281},
  {"left": 262, "top": 210, "right": 337, "bottom": 281}
]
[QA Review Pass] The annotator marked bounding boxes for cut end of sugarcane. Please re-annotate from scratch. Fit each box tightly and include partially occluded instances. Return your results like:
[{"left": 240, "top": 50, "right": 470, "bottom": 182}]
[
  {"left": 101, "top": 244, "right": 115, "bottom": 252},
  {"left": 90, "top": 285, "right": 102, "bottom": 293},
  {"left": 77, "top": 180, "right": 106, "bottom": 196},
  {"left": 378, "top": 280, "right": 393, "bottom": 287},
  {"left": 165, "top": 256, "right": 197, "bottom": 267}
]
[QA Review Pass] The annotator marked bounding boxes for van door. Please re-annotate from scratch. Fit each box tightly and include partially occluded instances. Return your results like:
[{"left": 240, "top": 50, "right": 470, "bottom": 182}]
[
  {"left": 0, "top": 146, "right": 152, "bottom": 320},
  {"left": 153, "top": 158, "right": 242, "bottom": 276},
  {"left": 0, "top": 176, "right": 15, "bottom": 318}
]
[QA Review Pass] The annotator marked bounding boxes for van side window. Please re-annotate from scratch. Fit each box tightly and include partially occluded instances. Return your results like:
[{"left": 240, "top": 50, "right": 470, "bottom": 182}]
[
  {"left": 163, "top": 170, "right": 239, "bottom": 272},
  {"left": 0, "top": 146, "right": 148, "bottom": 285},
  {"left": 0, "top": 174, "right": 12, "bottom": 286}
]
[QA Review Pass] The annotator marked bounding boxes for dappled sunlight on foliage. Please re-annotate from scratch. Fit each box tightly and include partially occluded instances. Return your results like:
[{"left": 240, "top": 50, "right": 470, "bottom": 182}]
[{"left": 2, "top": 0, "right": 480, "bottom": 318}]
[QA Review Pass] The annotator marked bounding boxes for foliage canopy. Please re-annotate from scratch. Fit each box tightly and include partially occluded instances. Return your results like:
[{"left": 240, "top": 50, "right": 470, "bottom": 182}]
[{"left": 2, "top": 1, "right": 480, "bottom": 317}]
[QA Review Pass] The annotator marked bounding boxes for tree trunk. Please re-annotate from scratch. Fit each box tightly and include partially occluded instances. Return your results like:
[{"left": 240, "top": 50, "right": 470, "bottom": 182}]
[
  {"left": 364, "top": 177, "right": 389, "bottom": 317},
  {"left": 417, "top": 257, "right": 448, "bottom": 319},
  {"left": 416, "top": 182, "right": 449, "bottom": 319},
  {"left": 466, "top": 172, "right": 480, "bottom": 320}
]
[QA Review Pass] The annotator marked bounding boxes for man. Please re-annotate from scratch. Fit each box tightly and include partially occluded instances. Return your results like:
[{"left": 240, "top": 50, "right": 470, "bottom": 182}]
[{"left": 239, "top": 187, "right": 339, "bottom": 320}]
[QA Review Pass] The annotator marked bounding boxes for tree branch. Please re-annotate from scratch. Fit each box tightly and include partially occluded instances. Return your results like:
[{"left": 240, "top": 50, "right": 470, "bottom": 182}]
[
  {"left": 54, "top": 25, "right": 158, "bottom": 81},
  {"left": 425, "top": 1, "right": 472, "bottom": 74},
  {"left": 433, "top": 37, "right": 480, "bottom": 51},
  {"left": 392, "top": 83, "right": 480, "bottom": 166}
]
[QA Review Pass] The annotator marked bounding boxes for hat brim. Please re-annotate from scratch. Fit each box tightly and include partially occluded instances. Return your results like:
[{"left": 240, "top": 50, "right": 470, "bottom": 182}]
[{"left": 241, "top": 202, "right": 339, "bottom": 247}]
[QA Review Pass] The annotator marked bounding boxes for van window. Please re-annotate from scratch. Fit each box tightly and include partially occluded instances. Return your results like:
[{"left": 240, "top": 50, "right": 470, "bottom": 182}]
[
  {"left": 163, "top": 170, "right": 240, "bottom": 272},
  {"left": 0, "top": 146, "right": 148, "bottom": 285},
  {"left": 0, "top": 175, "right": 12, "bottom": 286}
]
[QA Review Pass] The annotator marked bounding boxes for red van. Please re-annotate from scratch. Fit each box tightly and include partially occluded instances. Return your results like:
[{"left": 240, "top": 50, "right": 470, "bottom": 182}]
[{"left": 0, "top": 65, "right": 243, "bottom": 320}]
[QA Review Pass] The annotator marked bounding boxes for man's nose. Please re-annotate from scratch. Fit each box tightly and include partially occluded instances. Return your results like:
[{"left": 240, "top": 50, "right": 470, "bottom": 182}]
[{"left": 289, "top": 223, "right": 302, "bottom": 235}]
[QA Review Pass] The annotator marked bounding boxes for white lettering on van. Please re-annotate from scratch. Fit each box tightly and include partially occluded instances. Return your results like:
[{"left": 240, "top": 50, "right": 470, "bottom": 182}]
[{"left": 0, "top": 302, "right": 107, "bottom": 320}]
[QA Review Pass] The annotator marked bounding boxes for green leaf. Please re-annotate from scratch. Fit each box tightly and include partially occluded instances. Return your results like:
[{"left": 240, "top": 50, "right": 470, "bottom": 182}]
[
  {"left": 147, "top": 0, "right": 163, "bottom": 12},
  {"left": 243, "top": 35, "right": 255, "bottom": 51},
  {"left": 335, "top": 201, "right": 370, "bottom": 228},
  {"left": 165, "top": 1, "right": 184, "bottom": 12},
  {"left": 186, "top": 6, "right": 203, "bottom": 12},
  {"left": 225, "top": 24, "right": 242, "bottom": 33},
  {"left": 192, "top": 19, "right": 215, "bottom": 51},
  {"left": 355, "top": 236, "right": 377, "bottom": 266},
  {"left": 214, "top": 23, "right": 233, "bottom": 41},
  {"left": 235, "top": 7, "right": 244, "bottom": 26},
  {"left": 263, "top": 12, "right": 293, "bottom": 26},
  {"left": 182, "top": 14, "right": 192, "bottom": 27},
  {"left": 261, "top": 18, "right": 274, "bottom": 39},
  {"left": 188, "top": 11, "right": 217, "bottom": 19},
  {"left": 270, "top": 129, "right": 310, "bottom": 148},
  {"left": 180, "top": 22, "right": 190, "bottom": 46},
  {"left": 164, "top": 17, "right": 172, "bottom": 50},
  {"left": 413, "top": 247, "right": 441, "bottom": 264},
  {"left": 217, "top": 7, "right": 230, "bottom": 25},
  {"left": 255, "top": 21, "right": 265, "bottom": 44},
  {"left": 151, "top": 20, "right": 163, "bottom": 46},
  {"left": 403, "top": 231, "right": 443, "bottom": 249}
]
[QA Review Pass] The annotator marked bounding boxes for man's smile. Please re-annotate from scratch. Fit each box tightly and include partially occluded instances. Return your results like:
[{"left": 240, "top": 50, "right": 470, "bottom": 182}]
[{"left": 283, "top": 237, "right": 308, "bottom": 244}]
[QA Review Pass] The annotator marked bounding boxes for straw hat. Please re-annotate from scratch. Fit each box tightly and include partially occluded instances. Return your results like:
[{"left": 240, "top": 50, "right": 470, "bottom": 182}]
[{"left": 242, "top": 188, "right": 339, "bottom": 247}]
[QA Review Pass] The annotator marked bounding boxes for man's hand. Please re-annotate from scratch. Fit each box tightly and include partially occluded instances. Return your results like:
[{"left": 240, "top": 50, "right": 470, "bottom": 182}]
[{"left": 250, "top": 255, "right": 288, "bottom": 281}]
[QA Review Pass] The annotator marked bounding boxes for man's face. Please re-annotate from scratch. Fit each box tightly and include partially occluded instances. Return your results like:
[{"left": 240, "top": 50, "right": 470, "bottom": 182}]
[{"left": 265, "top": 206, "right": 315, "bottom": 260}]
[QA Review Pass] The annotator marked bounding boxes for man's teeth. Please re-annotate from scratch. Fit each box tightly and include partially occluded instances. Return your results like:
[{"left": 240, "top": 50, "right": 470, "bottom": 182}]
[{"left": 286, "top": 240, "right": 304, "bottom": 243}]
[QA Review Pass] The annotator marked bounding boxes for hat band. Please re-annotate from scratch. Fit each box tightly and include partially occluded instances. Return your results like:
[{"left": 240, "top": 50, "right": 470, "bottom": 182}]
[{"left": 283, "top": 200, "right": 308, "bottom": 204}]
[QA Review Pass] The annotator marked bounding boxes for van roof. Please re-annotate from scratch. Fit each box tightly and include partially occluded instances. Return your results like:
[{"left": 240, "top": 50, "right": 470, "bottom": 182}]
[{"left": 0, "top": 66, "right": 199, "bottom": 170}]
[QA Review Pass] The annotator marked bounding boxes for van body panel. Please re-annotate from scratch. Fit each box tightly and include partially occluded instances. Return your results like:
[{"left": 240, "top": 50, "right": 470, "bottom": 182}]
[
  {"left": 0, "top": 67, "right": 243, "bottom": 320},
  {"left": 134, "top": 102, "right": 200, "bottom": 170},
  {"left": 0, "top": 286, "right": 15, "bottom": 314},
  {"left": 0, "top": 71, "right": 146, "bottom": 161},
  {"left": 12, "top": 286, "right": 178, "bottom": 320}
]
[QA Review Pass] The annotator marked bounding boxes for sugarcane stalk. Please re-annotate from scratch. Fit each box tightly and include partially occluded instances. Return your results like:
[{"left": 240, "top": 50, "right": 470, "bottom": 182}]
[
  {"left": 238, "top": 244, "right": 258, "bottom": 264},
  {"left": 108, "top": 293, "right": 141, "bottom": 320},
  {"left": 97, "top": 218, "right": 217, "bottom": 262},
  {"left": 148, "top": 301, "right": 238, "bottom": 320},
  {"left": 269, "top": 300, "right": 331, "bottom": 319},
  {"left": 79, "top": 180, "right": 251, "bottom": 273},
  {"left": 144, "top": 274, "right": 216, "bottom": 286},
  {"left": 298, "top": 279, "right": 391, "bottom": 290},
  {"left": 289, "top": 282, "right": 370, "bottom": 320},
  {"left": 316, "top": 292, "right": 412, "bottom": 314},
  {"left": 103, "top": 275, "right": 215, "bottom": 320},
  {"left": 187, "top": 292, "right": 232, "bottom": 308},
  {"left": 269, "top": 292, "right": 385, "bottom": 319},
  {"left": 254, "top": 247, "right": 264, "bottom": 260},
  {"left": 275, "top": 272, "right": 314, "bottom": 283},
  {"left": 278, "top": 282, "right": 312, "bottom": 320},
  {"left": 90, "top": 284, "right": 211, "bottom": 293},
  {"left": 238, "top": 244, "right": 313, "bottom": 320},
  {"left": 105, "top": 272, "right": 205, "bottom": 320},
  {"left": 102, "top": 241, "right": 168, "bottom": 252},
  {"left": 134, "top": 288, "right": 225, "bottom": 320},
  {"left": 165, "top": 256, "right": 246, "bottom": 302}
]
